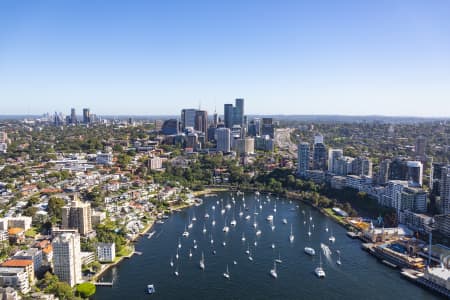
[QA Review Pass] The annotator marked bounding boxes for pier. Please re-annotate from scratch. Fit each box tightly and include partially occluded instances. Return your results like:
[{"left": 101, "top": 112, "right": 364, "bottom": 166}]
[{"left": 95, "top": 281, "right": 114, "bottom": 287}]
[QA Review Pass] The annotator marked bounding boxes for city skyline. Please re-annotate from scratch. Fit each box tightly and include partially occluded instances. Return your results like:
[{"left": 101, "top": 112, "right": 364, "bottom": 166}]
[{"left": 1, "top": 0, "right": 450, "bottom": 117}]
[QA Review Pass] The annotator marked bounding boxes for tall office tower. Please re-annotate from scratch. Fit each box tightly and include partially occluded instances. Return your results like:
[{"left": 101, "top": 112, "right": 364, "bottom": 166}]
[
  {"left": 248, "top": 118, "right": 262, "bottom": 137},
  {"left": 440, "top": 166, "right": 450, "bottom": 214},
  {"left": 70, "top": 108, "right": 77, "bottom": 124},
  {"left": 378, "top": 159, "right": 391, "bottom": 185},
  {"left": 431, "top": 162, "right": 446, "bottom": 195},
  {"left": 235, "top": 137, "right": 255, "bottom": 155},
  {"left": 261, "top": 118, "right": 275, "bottom": 138},
  {"left": 407, "top": 161, "right": 423, "bottom": 187},
  {"left": 415, "top": 136, "right": 427, "bottom": 157},
  {"left": 328, "top": 148, "right": 343, "bottom": 173},
  {"left": 297, "top": 142, "right": 310, "bottom": 177},
  {"left": 0, "top": 131, "right": 7, "bottom": 143},
  {"left": 216, "top": 128, "right": 231, "bottom": 153},
  {"left": 194, "top": 110, "right": 208, "bottom": 139},
  {"left": 389, "top": 157, "right": 408, "bottom": 181},
  {"left": 233, "top": 98, "right": 244, "bottom": 126},
  {"left": 181, "top": 109, "right": 197, "bottom": 131},
  {"left": 61, "top": 196, "right": 92, "bottom": 235},
  {"left": 82, "top": 108, "right": 90, "bottom": 124},
  {"left": 312, "top": 134, "right": 327, "bottom": 170},
  {"left": 53, "top": 232, "right": 82, "bottom": 287},
  {"left": 352, "top": 157, "right": 373, "bottom": 177},
  {"left": 224, "top": 104, "right": 234, "bottom": 129},
  {"left": 213, "top": 110, "right": 218, "bottom": 127}
]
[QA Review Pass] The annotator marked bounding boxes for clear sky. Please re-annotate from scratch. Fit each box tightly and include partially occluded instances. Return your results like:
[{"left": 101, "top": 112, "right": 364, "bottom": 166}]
[{"left": 1, "top": 0, "right": 449, "bottom": 117}]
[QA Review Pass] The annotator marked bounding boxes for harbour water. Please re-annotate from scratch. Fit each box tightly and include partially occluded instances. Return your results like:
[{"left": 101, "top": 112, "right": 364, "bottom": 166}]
[{"left": 94, "top": 192, "right": 441, "bottom": 300}]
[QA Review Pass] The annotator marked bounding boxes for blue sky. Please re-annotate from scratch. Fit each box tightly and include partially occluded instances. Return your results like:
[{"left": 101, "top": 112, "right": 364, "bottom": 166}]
[{"left": 1, "top": 0, "right": 449, "bottom": 116}]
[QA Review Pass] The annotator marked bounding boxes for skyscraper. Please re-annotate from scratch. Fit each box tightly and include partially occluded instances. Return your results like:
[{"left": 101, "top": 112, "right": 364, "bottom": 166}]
[
  {"left": 224, "top": 104, "right": 234, "bottom": 129},
  {"left": 53, "top": 232, "right": 82, "bottom": 287},
  {"left": 261, "top": 118, "right": 275, "bottom": 138},
  {"left": 298, "top": 142, "right": 310, "bottom": 177},
  {"left": 70, "top": 108, "right": 77, "bottom": 124},
  {"left": 194, "top": 110, "right": 208, "bottom": 139},
  {"left": 352, "top": 157, "right": 373, "bottom": 177},
  {"left": 328, "top": 148, "right": 343, "bottom": 174},
  {"left": 312, "top": 134, "right": 327, "bottom": 171},
  {"left": 440, "top": 166, "right": 450, "bottom": 214},
  {"left": 407, "top": 161, "right": 423, "bottom": 187},
  {"left": 233, "top": 98, "right": 244, "bottom": 126},
  {"left": 378, "top": 159, "right": 391, "bottom": 185},
  {"left": 82, "top": 108, "right": 90, "bottom": 124},
  {"left": 415, "top": 136, "right": 427, "bottom": 157},
  {"left": 181, "top": 109, "right": 197, "bottom": 131},
  {"left": 61, "top": 195, "right": 92, "bottom": 235},
  {"left": 216, "top": 127, "right": 231, "bottom": 153}
]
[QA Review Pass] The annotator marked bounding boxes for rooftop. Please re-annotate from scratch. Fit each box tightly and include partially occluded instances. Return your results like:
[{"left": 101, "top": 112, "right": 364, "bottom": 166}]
[{"left": 1, "top": 259, "right": 33, "bottom": 267}]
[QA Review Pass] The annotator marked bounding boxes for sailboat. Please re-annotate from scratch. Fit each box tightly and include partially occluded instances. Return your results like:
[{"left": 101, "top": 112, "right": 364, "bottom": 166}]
[
  {"left": 307, "top": 223, "right": 312, "bottom": 237},
  {"left": 223, "top": 265, "right": 230, "bottom": 279},
  {"left": 212, "top": 214, "right": 216, "bottom": 227},
  {"left": 329, "top": 228, "right": 336, "bottom": 243},
  {"left": 315, "top": 253, "right": 326, "bottom": 278},
  {"left": 336, "top": 250, "right": 342, "bottom": 265},
  {"left": 248, "top": 248, "right": 253, "bottom": 261},
  {"left": 309, "top": 212, "right": 312, "bottom": 222},
  {"left": 174, "top": 263, "right": 180, "bottom": 277},
  {"left": 239, "top": 206, "right": 244, "bottom": 217},
  {"left": 189, "top": 249, "right": 193, "bottom": 259},
  {"left": 203, "top": 224, "right": 207, "bottom": 234},
  {"left": 273, "top": 203, "right": 277, "bottom": 213},
  {"left": 271, "top": 243, "right": 275, "bottom": 249},
  {"left": 230, "top": 208, "right": 237, "bottom": 226},
  {"left": 241, "top": 232, "right": 246, "bottom": 242},
  {"left": 175, "top": 248, "right": 179, "bottom": 260},
  {"left": 245, "top": 244, "right": 250, "bottom": 254},
  {"left": 178, "top": 238, "right": 182, "bottom": 249},
  {"left": 275, "top": 252, "right": 282, "bottom": 264},
  {"left": 270, "top": 260, "right": 278, "bottom": 278},
  {"left": 188, "top": 217, "right": 193, "bottom": 229},
  {"left": 289, "top": 224, "right": 294, "bottom": 242},
  {"left": 210, "top": 233, "right": 214, "bottom": 244},
  {"left": 204, "top": 212, "right": 210, "bottom": 219},
  {"left": 193, "top": 240, "right": 198, "bottom": 249},
  {"left": 325, "top": 224, "right": 329, "bottom": 232},
  {"left": 192, "top": 212, "right": 197, "bottom": 222},
  {"left": 199, "top": 252, "right": 205, "bottom": 270},
  {"left": 170, "top": 256, "right": 174, "bottom": 267},
  {"left": 182, "top": 225, "right": 189, "bottom": 237},
  {"left": 223, "top": 218, "right": 230, "bottom": 233},
  {"left": 253, "top": 215, "right": 258, "bottom": 228}
]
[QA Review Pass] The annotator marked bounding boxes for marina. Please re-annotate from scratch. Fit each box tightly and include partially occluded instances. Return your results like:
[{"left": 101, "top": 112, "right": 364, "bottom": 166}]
[{"left": 94, "top": 192, "right": 440, "bottom": 300}]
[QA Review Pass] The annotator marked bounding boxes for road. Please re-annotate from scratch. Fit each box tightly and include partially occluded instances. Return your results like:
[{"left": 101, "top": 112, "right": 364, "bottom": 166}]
[{"left": 274, "top": 128, "right": 297, "bottom": 158}]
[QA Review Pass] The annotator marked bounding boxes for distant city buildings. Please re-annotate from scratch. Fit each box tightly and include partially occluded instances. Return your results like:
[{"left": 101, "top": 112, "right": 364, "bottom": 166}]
[
  {"left": 312, "top": 134, "right": 327, "bottom": 171},
  {"left": 96, "top": 243, "right": 115, "bottom": 263}
]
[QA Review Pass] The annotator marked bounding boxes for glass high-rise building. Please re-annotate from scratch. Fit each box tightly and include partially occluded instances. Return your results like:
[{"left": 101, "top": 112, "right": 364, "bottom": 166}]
[
  {"left": 233, "top": 98, "right": 244, "bottom": 126},
  {"left": 224, "top": 104, "right": 234, "bottom": 129}
]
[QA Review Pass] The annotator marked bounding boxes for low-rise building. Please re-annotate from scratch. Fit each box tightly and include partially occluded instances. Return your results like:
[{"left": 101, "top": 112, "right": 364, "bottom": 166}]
[
  {"left": 97, "top": 243, "right": 116, "bottom": 262},
  {"left": 13, "top": 248, "right": 43, "bottom": 274},
  {"left": 0, "top": 259, "right": 34, "bottom": 283},
  {"left": 0, "top": 267, "right": 30, "bottom": 293},
  {"left": 399, "top": 210, "right": 432, "bottom": 234}
]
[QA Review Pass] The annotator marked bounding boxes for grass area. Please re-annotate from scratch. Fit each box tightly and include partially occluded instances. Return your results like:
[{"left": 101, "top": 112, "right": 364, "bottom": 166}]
[
  {"left": 116, "top": 245, "right": 133, "bottom": 257},
  {"left": 25, "top": 227, "right": 38, "bottom": 238}
]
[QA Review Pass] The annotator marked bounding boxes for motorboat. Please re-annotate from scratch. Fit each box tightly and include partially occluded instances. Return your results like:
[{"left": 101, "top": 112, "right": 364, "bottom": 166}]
[
  {"left": 147, "top": 284, "right": 156, "bottom": 294},
  {"left": 304, "top": 247, "right": 316, "bottom": 256}
]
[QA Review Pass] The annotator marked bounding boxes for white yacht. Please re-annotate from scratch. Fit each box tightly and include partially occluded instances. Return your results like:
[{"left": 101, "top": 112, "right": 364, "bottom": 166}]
[
  {"left": 271, "top": 243, "right": 275, "bottom": 249},
  {"left": 226, "top": 203, "right": 232, "bottom": 210},
  {"left": 245, "top": 215, "right": 251, "bottom": 220},
  {"left": 266, "top": 215, "right": 274, "bottom": 221},
  {"left": 270, "top": 261, "right": 278, "bottom": 279},
  {"left": 223, "top": 225, "right": 230, "bottom": 233},
  {"left": 223, "top": 265, "right": 230, "bottom": 279},
  {"left": 282, "top": 218, "right": 288, "bottom": 224},
  {"left": 321, "top": 243, "right": 331, "bottom": 257},
  {"left": 315, "top": 254, "right": 326, "bottom": 278},
  {"left": 256, "top": 230, "right": 262, "bottom": 236},
  {"left": 230, "top": 219, "right": 237, "bottom": 227},
  {"left": 289, "top": 224, "right": 294, "bottom": 242},
  {"left": 199, "top": 252, "right": 205, "bottom": 270},
  {"left": 222, "top": 241, "right": 226, "bottom": 247},
  {"left": 205, "top": 213, "right": 210, "bottom": 219},
  {"left": 182, "top": 228, "right": 189, "bottom": 238},
  {"left": 304, "top": 247, "right": 316, "bottom": 256}
]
